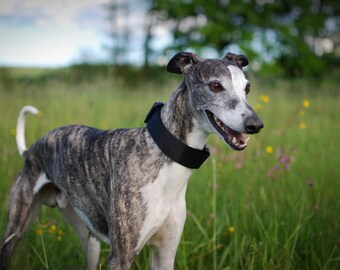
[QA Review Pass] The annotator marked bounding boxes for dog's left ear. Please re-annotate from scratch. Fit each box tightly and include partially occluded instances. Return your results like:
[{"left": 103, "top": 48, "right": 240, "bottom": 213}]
[
  {"left": 167, "top": 52, "right": 200, "bottom": 74},
  {"left": 224, "top": 52, "right": 249, "bottom": 69}
]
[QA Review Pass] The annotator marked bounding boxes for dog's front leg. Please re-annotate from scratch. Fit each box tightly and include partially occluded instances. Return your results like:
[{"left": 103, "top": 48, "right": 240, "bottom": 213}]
[
  {"left": 107, "top": 247, "right": 135, "bottom": 270},
  {"left": 149, "top": 193, "right": 187, "bottom": 270},
  {"left": 107, "top": 226, "right": 137, "bottom": 270}
]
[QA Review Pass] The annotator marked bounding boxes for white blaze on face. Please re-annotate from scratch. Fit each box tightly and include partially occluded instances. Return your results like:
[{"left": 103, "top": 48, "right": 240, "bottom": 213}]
[
  {"left": 227, "top": 65, "right": 248, "bottom": 100},
  {"left": 212, "top": 65, "right": 250, "bottom": 132}
]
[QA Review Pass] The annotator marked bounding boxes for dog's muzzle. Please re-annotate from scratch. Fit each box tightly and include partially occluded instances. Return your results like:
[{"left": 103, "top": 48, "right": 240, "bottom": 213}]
[
  {"left": 205, "top": 110, "right": 264, "bottom": 151},
  {"left": 244, "top": 115, "right": 264, "bottom": 134}
]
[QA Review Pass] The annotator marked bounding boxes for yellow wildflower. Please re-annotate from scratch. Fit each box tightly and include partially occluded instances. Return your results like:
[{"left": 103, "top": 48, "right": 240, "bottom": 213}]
[
  {"left": 229, "top": 226, "right": 235, "bottom": 233},
  {"left": 299, "top": 123, "right": 306, "bottom": 129},
  {"left": 303, "top": 100, "right": 310, "bottom": 108},
  {"left": 266, "top": 146, "right": 273, "bottom": 154},
  {"left": 260, "top": 95, "right": 270, "bottom": 103},
  {"left": 35, "top": 229, "right": 43, "bottom": 235},
  {"left": 48, "top": 224, "right": 57, "bottom": 234},
  {"left": 255, "top": 104, "right": 264, "bottom": 111},
  {"left": 10, "top": 129, "right": 16, "bottom": 136}
]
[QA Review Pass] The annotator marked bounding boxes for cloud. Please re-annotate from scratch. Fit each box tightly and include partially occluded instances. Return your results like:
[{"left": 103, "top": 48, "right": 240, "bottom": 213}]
[
  {"left": 0, "top": 1, "right": 50, "bottom": 27},
  {"left": 75, "top": 3, "right": 108, "bottom": 32},
  {"left": 0, "top": 0, "right": 110, "bottom": 66},
  {"left": 0, "top": 0, "right": 109, "bottom": 29},
  {"left": 0, "top": 23, "right": 106, "bottom": 67},
  {"left": 0, "top": 0, "right": 172, "bottom": 66}
]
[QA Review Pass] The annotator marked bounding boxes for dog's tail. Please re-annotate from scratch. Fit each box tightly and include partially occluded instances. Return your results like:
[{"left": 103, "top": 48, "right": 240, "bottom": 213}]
[{"left": 16, "top": 105, "right": 39, "bottom": 157}]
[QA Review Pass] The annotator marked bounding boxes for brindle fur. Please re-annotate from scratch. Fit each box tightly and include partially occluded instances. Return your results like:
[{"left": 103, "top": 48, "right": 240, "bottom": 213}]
[{"left": 0, "top": 52, "right": 263, "bottom": 270}]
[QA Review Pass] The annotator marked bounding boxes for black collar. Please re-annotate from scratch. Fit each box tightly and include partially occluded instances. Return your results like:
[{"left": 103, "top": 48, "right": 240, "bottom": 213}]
[{"left": 144, "top": 102, "right": 210, "bottom": 169}]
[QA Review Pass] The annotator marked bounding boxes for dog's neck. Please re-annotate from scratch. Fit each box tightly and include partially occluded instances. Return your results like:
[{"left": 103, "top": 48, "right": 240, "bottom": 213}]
[{"left": 161, "top": 82, "right": 208, "bottom": 150}]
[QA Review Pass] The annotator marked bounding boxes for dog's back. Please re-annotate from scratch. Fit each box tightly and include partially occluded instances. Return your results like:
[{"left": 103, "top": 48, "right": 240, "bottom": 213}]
[{"left": 26, "top": 124, "right": 168, "bottom": 244}]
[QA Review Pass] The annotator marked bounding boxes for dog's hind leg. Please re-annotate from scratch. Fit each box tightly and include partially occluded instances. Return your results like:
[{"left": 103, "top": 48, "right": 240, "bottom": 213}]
[
  {"left": 60, "top": 204, "right": 101, "bottom": 270},
  {"left": 0, "top": 173, "right": 40, "bottom": 270}
]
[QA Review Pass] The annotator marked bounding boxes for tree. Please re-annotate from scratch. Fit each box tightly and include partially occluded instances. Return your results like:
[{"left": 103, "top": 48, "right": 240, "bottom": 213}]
[
  {"left": 106, "top": 0, "right": 131, "bottom": 64},
  {"left": 151, "top": 0, "right": 340, "bottom": 76},
  {"left": 105, "top": 0, "right": 156, "bottom": 67}
]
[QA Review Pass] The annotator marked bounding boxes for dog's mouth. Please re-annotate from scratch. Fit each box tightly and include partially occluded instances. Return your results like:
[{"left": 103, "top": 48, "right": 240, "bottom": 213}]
[{"left": 205, "top": 110, "right": 248, "bottom": 151}]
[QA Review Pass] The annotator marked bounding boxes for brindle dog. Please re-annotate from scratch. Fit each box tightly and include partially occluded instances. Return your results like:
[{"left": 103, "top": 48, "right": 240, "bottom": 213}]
[{"left": 0, "top": 52, "right": 263, "bottom": 270}]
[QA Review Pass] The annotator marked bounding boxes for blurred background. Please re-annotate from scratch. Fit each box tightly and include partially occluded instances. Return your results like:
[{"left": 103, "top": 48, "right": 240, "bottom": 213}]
[
  {"left": 1, "top": 0, "right": 339, "bottom": 77},
  {"left": 0, "top": 1, "right": 339, "bottom": 269}
]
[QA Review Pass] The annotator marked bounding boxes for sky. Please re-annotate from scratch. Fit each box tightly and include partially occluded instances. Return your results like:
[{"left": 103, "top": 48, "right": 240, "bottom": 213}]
[{"left": 0, "top": 0, "right": 162, "bottom": 67}]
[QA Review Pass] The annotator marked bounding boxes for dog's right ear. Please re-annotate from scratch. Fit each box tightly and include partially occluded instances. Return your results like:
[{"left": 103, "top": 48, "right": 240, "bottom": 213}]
[
  {"left": 224, "top": 52, "right": 249, "bottom": 69},
  {"left": 167, "top": 52, "right": 200, "bottom": 74}
]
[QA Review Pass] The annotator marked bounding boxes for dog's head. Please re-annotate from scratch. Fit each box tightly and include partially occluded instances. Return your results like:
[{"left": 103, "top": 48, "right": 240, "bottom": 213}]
[{"left": 167, "top": 52, "right": 264, "bottom": 151}]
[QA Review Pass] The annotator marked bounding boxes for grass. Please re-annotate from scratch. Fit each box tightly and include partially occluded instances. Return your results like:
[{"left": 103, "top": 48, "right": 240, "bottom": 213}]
[{"left": 0, "top": 71, "right": 339, "bottom": 269}]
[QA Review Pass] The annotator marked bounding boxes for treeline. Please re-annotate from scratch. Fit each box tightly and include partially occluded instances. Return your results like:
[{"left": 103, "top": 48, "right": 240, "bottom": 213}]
[
  {"left": 105, "top": 0, "right": 339, "bottom": 77},
  {"left": 0, "top": 65, "right": 173, "bottom": 90}
]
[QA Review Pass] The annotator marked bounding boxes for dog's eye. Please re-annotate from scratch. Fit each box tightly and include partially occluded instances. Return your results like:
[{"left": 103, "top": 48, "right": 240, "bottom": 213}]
[
  {"left": 209, "top": 82, "right": 223, "bottom": 93},
  {"left": 245, "top": 83, "right": 250, "bottom": 95}
]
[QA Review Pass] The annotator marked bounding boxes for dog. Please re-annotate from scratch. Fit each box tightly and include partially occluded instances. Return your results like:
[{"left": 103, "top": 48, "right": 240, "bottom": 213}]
[{"left": 0, "top": 52, "right": 263, "bottom": 270}]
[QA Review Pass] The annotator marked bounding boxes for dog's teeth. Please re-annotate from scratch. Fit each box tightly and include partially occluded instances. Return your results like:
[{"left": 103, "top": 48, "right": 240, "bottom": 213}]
[
  {"left": 232, "top": 137, "right": 237, "bottom": 144},
  {"left": 218, "top": 120, "right": 224, "bottom": 130}
]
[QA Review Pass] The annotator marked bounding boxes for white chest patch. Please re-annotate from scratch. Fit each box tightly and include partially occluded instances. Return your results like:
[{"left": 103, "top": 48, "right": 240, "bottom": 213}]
[{"left": 134, "top": 163, "right": 192, "bottom": 252}]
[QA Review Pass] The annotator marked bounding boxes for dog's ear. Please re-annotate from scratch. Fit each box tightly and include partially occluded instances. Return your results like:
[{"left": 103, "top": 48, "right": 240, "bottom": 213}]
[
  {"left": 224, "top": 52, "right": 249, "bottom": 69},
  {"left": 167, "top": 52, "right": 200, "bottom": 74}
]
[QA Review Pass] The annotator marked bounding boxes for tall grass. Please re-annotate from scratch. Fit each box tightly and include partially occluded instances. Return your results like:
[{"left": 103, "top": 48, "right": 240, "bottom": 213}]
[{"left": 0, "top": 73, "right": 339, "bottom": 269}]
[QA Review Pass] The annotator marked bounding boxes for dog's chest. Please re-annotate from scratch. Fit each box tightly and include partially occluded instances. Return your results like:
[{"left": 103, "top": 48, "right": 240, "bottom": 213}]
[{"left": 134, "top": 163, "right": 192, "bottom": 252}]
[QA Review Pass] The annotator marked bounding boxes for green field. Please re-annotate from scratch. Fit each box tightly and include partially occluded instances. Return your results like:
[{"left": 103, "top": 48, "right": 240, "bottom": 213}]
[{"left": 0, "top": 71, "right": 339, "bottom": 269}]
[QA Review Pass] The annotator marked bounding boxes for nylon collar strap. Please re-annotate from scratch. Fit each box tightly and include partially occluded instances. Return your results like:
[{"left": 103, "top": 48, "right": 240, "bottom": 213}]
[{"left": 144, "top": 102, "right": 210, "bottom": 169}]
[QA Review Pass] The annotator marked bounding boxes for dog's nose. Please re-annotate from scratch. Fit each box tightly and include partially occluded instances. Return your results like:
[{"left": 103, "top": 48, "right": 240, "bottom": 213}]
[{"left": 244, "top": 116, "right": 264, "bottom": 134}]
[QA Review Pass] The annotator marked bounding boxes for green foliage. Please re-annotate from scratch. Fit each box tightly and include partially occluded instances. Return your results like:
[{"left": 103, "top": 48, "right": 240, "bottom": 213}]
[
  {"left": 0, "top": 65, "right": 173, "bottom": 89},
  {"left": 0, "top": 68, "right": 15, "bottom": 91},
  {"left": 0, "top": 72, "right": 339, "bottom": 269},
  {"left": 151, "top": 0, "right": 340, "bottom": 77}
]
